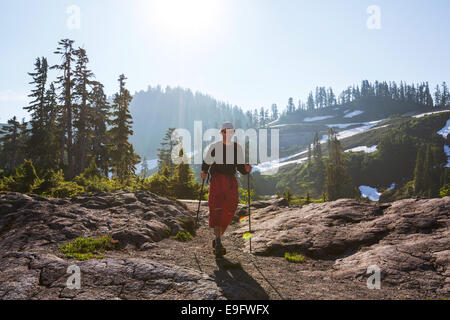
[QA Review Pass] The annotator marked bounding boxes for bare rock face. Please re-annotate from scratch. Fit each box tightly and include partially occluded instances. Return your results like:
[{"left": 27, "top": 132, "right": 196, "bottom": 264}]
[
  {"left": 0, "top": 191, "right": 224, "bottom": 300},
  {"left": 0, "top": 191, "right": 193, "bottom": 252},
  {"left": 233, "top": 197, "right": 450, "bottom": 295},
  {"left": 0, "top": 252, "right": 222, "bottom": 300}
]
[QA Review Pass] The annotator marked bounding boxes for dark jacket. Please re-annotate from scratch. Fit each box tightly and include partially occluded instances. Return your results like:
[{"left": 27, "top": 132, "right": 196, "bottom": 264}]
[{"left": 201, "top": 141, "right": 248, "bottom": 176}]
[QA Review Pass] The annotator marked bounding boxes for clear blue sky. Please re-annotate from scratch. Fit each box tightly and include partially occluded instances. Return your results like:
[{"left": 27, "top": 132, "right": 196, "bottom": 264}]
[{"left": 1, "top": 0, "right": 449, "bottom": 123}]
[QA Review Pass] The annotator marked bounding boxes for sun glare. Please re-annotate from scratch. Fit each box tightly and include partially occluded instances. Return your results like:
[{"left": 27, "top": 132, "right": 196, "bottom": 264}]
[{"left": 147, "top": 0, "right": 223, "bottom": 37}]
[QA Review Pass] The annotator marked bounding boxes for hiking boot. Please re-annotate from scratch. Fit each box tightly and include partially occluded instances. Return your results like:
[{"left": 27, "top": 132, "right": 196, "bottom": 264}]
[{"left": 215, "top": 243, "right": 227, "bottom": 258}]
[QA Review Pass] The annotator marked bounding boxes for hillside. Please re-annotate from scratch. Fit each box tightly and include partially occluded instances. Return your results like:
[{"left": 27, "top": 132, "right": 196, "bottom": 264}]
[
  {"left": 0, "top": 191, "right": 448, "bottom": 299},
  {"left": 253, "top": 104, "right": 450, "bottom": 199},
  {"left": 129, "top": 86, "right": 251, "bottom": 158}
]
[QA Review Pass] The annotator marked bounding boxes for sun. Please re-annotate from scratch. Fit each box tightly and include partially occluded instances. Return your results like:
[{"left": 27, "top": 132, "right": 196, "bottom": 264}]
[{"left": 146, "top": 0, "right": 223, "bottom": 37}]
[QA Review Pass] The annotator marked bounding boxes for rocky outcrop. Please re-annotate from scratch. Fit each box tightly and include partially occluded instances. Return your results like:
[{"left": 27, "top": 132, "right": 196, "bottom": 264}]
[
  {"left": 0, "top": 190, "right": 224, "bottom": 300},
  {"left": 0, "top": 252, "right": 222, "bottom": 300},
  {"left": 0, "top": 191, "right": 193, "bottom": 252},
  {"left": 232, "top": 197, "right": 450, "bottom": 296},
  {"left": 1, "top": 191, "right": 448, "bottom": 299}
]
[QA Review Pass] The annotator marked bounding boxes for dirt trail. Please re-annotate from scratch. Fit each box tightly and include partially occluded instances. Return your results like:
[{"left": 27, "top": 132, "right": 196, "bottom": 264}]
[{"left": 127, "top": 202, "right": 430, "bottom": 300}]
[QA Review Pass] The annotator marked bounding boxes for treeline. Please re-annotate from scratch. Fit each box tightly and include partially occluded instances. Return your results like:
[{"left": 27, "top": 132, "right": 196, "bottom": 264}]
[
  {"left": 279, "top": 80, "right": 450, "bottom": 117},
  {"left": 0, "top": 38, "right": 141, "bottom": 191}
]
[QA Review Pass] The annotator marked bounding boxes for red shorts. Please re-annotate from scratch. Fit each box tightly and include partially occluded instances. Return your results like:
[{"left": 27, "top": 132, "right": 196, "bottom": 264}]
[{"left": 208, "top": 173, "right": 239, "bottom": 230}]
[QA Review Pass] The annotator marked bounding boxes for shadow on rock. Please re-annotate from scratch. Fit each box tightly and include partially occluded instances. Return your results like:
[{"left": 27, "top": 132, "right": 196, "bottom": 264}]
[{"left": 213, "top": 257, "right": 269, "bottom": 300}]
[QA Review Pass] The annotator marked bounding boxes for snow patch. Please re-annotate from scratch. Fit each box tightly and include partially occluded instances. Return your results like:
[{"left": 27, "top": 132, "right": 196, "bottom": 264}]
[
  {"left": 437, "top": 118, "right": 450, "bottom": 138},
  {"left": 345, "top": 145, "right": 377, "bottom": 153},
  {"left": 413, "top": 110, "right": 450, "bottom": 118},
  {"left": 254, "top": 157, "right": 308, "bottom": 173},
  {"left": 326, "top": 122, "right": 363, "bottom": 129},
  {"left": 256, "top": 119, "right": 387, "bottom": 174},
  {"left": 320, "top": 119, "right": 386, "bottom": 144},
  {"left": 359, "top": 185, "right": 381, "bottom": 201},
  {"left": 386, "top": 182, "right": 396, "bottom": 191},
  {"left": 344, "top": 110, "right": 364, "bottom": 118},
  {"left": 444, "top": 145, "right": 450, "bottom": 167},
  {"left": 303, "top": 115, "right": 334, "bottom": 122}
]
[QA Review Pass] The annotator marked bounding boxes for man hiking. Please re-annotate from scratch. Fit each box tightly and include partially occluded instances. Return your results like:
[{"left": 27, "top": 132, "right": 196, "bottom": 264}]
[{"left": 201, "top": 122, "right": 252, "bottom": 258}]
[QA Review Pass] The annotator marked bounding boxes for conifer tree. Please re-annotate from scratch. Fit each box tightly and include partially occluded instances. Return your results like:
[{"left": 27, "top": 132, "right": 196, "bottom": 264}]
[
  {"left": 413, "top": 147, "right": 425, "bottom": 195},
  {"left": 324, "top": 134, "right": 351, "bottom": 201},
  {"left": 108, "top": 74, "right": 141, "bottom": 184},
  {"left": 0, "top": 116, "right": 26, "bottom": 172},
  {"left": 169, "top": 148, "right": 199, "bottom": 199},
  {"left": 270, "top": 104, "right": 279, "bottom": 121},
  {"left": 23, "top": 57, "right": 54, "bottom": 175},
  {"left": 140, "top": 156, "right": 150, "bottom": 178},
  {"left": 51, "top": 39, "right": 76, "bottom": 179},
  {"left": 307, "top": 92, "right": 315, "bottom": 110},
  {"left": 89, "top": 82, "right": 111, "bottom": 177},
  {"left": 73, "top": 47, "right": 96, "bottom": 176},
  {"left": 157, "top": 128, "right": 177, "bottom": 172}
]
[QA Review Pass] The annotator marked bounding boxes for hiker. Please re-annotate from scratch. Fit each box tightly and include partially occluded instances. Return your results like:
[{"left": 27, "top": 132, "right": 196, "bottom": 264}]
[{"left": 201, "top": 122, "right": 252, "bottom": 258}]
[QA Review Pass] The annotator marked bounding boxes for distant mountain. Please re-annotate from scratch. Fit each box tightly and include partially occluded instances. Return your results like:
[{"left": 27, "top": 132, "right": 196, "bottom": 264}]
[
  {"left": 252, "top": 104, "right": 450, "bottom": 200},
  {"left": 129, "top": 85, "right": 251, "bottom": 158},
  {"left": 266, "top": 96, "right": 438, "bottom": 158}
]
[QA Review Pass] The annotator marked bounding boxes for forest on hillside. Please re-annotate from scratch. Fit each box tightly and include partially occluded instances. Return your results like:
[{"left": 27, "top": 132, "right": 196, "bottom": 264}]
[{"left": 252, "top": 112, "right": 450, "bottom": 203}]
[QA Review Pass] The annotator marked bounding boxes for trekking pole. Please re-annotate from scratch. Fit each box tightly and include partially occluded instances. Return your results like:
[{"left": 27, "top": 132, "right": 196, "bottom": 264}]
[
  {"left": 196, "top": 178, "right": 205, "bottom": 229},
  {"left": 196, "top": 164, "right": 212, "bottom": 228},
  {"left": 247, "top": 168, "right": 252, "bottom": 253}
]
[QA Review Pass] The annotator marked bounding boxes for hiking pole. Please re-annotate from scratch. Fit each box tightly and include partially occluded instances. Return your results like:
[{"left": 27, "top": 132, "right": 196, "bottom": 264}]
[
  {"left": 196, "top": 164, "right": 212, "bottom": 228},
  {"left": 196, "top": 177, "right": 205, "bottom": 228},
  {"left": 247, "top": 168, "right": 252, "bottom": 253}
]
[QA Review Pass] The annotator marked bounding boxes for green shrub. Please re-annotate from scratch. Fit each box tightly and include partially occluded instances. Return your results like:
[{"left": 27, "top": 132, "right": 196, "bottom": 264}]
[
  {"left": 58, "top": 235, "right": 118, "bottom": 260},
  {"left": 171, "top": 229, "right": 193, "bottom": 242},
  {"left": 284, "top": 252, "right": 306, "bottom": 263},
  {"left": 440, "top": 183, "right": 450, "bottom": 197},
  {"left": 3, "top": 159, "right": 42, "bottom": 193}
]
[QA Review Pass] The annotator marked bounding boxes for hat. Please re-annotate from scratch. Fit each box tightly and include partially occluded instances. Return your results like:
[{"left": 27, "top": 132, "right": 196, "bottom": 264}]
[{"left": 221, "top": 122, "right": 234, "bottom": 131}]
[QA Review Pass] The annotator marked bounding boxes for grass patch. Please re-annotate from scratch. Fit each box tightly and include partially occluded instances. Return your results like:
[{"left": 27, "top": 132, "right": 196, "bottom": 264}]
[
  {"left": 171, "top": 229, "right": 193, "bottom": 242},
  {"left": 58, "top": 235, "right": 118, "bottom": 261},
  {"left": 284, "top": 252, "right": 306, "bottom": 263}
]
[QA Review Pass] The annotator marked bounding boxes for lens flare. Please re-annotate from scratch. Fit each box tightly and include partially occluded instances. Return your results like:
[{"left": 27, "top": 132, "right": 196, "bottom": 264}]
[
  {"left": 239, "top": 216, "right": 248, "bottom": 224},
  {"left": 243, "top": 232, "right": 252, "bottom": 240}
]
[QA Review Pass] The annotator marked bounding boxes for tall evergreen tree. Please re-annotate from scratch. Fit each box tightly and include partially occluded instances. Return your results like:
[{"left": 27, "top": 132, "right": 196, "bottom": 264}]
[
  {"left": 307, "top": 92, "right": 315, "bottom": 110},
  {"left": 157, "top": 128, "right": 177, "bottom": 172},
  {"left": 434, "top": 85, "right": 442, "bottom": 107},
  {"left": 324, "top": 135, "right": 351, "bottom": 201},
  {"left": 0, "top": 116, "right": 26, "bottom": 172},
  {"left": 23, "top": 57, "right": 59, "bottom": 175},
  {"left": 413, "top": 147, "right": 425, "bottom": 195},
  {"left": 73, "top": 47, "right": 96, "bottom": 176},
  {"left": 140, "top": 156, "right": 150, "bottom": 178},
  {"left": 89, "top": 82, "right": 111, "bottom": 177},
  {"left": 270, "top": 104, "right": 279, "bottom": 121},
  {"left": 287, "top": 97, "right": 295, "bottom": 113},
  {"left": 51, "top": 39, "right": 76, "bottom": 179},
  {"left": 108, "top": 74, "right": 141, "bottom": 184},
  {"left": 440, "top": 82, "right": 449, "bottom": 107}
]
